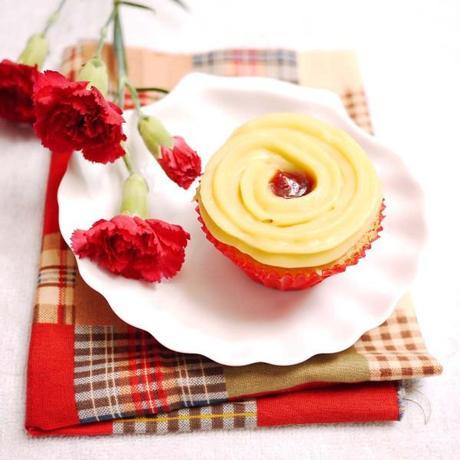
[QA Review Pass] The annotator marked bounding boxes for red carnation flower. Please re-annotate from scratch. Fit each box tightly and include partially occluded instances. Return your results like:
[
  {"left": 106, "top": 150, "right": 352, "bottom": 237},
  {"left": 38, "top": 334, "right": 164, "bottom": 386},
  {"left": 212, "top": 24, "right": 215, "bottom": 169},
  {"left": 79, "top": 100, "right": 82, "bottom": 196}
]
[
  {"left": 71, "top": 215, "right": 190, "bottom": 282},
  {"left": 0, "top": 59, "right": 39, "bottom": 123},
  {"left": 158, "top": 136, "right": 201, "bottom": 189},
  {"left": 33, "top": 70, "right": 126, "bottom": 163}
]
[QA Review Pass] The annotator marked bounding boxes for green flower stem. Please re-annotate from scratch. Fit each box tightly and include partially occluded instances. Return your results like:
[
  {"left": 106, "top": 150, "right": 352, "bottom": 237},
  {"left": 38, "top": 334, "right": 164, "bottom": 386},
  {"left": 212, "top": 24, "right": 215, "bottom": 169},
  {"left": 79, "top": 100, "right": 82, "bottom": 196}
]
[
  {"left": 112, "top": 0, "right": 150, "bottom": 178},
  {"left": 136, "top": 86, "right": 170, "bottom": 95},
  {"left": 113, "top": 0, "right": 136, "bottom": 176},
  {"left": 112, "top": 3, "right": 144, "bottom": 115},
  {"left": 126, "top": 81, "right": 143, "bottom": 116},
  {"left": 113, "top": 1, "right": 128, "bottom": 108},
  {"left": 42, "top": 0, "right": 67, "bottom": 36},
  {"left": 95, "top": 8, "right": 116, "bottom": 59},
  {"left": 122, "top": 148, "right": 135, "bottom": 175}
]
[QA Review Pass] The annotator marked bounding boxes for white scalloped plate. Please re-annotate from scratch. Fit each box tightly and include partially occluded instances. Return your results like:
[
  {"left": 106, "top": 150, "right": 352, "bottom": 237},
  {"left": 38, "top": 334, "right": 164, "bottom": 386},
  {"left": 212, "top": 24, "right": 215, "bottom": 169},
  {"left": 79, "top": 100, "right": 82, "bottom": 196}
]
[{"left": 58, "top": 73, "right": 425, "bottom": 366}]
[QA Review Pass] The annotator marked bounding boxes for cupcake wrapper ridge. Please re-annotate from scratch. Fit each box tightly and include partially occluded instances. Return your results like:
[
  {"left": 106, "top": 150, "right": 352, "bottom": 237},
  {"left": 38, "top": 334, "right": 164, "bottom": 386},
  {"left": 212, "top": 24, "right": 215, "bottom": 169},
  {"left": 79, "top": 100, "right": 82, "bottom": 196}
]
[{"left": 196, "top": 203, "right": 385, "bottom": 291}]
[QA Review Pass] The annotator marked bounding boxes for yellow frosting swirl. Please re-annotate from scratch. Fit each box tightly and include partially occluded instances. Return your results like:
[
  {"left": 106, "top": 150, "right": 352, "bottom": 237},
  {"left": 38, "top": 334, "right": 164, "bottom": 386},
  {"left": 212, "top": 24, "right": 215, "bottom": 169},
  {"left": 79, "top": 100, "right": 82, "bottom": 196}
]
[{"left": 198, "top": 113, "right": 382, "bottom": 268}]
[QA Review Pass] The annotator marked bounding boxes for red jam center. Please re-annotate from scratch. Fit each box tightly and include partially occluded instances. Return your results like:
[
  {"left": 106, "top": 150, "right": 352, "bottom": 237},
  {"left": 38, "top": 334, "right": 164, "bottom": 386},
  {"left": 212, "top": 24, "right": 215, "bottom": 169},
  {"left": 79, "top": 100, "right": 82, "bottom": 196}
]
[{"left": 270, "top": 170, "right": 313, "bottom": 199}]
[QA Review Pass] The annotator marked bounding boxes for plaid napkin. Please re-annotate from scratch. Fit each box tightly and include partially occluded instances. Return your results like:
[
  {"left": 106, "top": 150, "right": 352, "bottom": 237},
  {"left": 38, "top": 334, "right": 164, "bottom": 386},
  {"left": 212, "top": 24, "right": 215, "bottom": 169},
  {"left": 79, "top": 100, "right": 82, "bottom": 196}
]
[{"left": 25, "top": 44, "right": 442, "bottom": 436}]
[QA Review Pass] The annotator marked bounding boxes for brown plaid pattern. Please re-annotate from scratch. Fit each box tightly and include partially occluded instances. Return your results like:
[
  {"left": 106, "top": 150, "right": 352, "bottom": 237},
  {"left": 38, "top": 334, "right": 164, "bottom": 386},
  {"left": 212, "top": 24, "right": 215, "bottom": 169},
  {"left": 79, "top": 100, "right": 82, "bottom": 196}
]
[
  {"left": 112, "top": 401, "right": 257, "bottom": 434},
  {"left": 34, "top": 233, "right": 76, "bottom": 325},
  {"left": 354, "top": 297, "right": 441, "bottom": 380},
  {"left": 74, "top": 325, "right": 227, "bottom": 424},
  {"left": 192, "top": 49, "right": 299, "bottom": 82},
  {"left": 341, "top": 89, "right": 373, "bottom": 133}
]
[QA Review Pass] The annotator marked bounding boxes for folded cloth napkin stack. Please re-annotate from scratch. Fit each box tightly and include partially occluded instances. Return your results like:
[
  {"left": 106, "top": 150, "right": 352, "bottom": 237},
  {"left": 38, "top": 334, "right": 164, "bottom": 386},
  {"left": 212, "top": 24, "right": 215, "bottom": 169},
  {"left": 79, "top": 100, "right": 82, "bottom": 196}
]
[{"left": 26, "top": 44, "right": 442, "bottom": 436}]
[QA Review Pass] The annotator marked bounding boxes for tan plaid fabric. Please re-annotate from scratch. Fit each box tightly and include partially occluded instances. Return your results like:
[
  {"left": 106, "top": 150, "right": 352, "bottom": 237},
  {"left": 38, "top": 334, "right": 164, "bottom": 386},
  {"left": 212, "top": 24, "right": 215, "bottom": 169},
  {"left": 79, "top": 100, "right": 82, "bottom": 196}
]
[
  {"left": 341, "top": 89, "right": 373, "bottom": 133},
  {"left": 192, "top": 49, "right": 298, "bottom": 82},
  {"left": 113, "top": 401, "right": 257, "bottom": 435},
  {"left": 355, "top": 295, "right": 438, "bottom": 380},
  {"left": 34, "top": 233, "right": 76, "bottom": 325}
]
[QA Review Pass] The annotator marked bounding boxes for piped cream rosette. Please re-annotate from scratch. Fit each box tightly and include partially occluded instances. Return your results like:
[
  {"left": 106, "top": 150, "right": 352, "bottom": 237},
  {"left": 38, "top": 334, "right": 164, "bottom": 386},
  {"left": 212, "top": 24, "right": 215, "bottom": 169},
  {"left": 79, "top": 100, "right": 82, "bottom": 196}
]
[{"left": 197, "top": 113, "right": 383, "bottom": 289}]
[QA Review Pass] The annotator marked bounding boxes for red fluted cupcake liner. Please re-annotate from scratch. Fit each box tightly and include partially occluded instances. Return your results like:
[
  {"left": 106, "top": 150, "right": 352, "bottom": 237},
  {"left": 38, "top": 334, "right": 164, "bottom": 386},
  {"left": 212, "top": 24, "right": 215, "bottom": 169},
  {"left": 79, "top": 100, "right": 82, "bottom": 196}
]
[{"left": 197, "top": 203, "right": 385, "bottom": 291}]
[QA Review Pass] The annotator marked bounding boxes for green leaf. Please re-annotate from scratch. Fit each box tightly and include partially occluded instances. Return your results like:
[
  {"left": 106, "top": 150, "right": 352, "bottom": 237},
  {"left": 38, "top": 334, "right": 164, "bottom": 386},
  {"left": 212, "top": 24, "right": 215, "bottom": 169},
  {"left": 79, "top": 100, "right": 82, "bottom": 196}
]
[
  {"left": 136, "top": 86, "right": 170, "bottom": 94},
  {"left": 169, "top": 0, "right": 188, "bottom": 10},
  {"left": 119, "top": 1, "right": 156, "bottom": 13}
]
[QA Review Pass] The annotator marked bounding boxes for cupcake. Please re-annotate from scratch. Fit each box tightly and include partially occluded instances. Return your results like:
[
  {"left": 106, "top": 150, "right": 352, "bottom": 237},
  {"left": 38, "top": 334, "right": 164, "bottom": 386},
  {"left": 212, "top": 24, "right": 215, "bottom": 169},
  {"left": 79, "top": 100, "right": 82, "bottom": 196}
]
[{"left": 196, "top": 113, "right": 383, "bottom": 290}]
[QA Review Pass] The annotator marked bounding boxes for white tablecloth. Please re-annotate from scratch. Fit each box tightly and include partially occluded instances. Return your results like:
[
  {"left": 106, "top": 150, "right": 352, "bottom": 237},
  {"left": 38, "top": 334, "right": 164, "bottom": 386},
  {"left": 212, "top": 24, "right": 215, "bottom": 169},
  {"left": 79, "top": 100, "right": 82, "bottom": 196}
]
[{"left": 1, "top": 1, "right": 459, "bottom": 458}]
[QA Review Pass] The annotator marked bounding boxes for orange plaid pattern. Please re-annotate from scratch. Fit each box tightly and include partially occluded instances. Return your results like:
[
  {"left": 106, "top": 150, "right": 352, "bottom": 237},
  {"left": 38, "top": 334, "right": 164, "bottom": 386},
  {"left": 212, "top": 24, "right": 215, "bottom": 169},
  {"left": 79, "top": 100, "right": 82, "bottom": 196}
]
[{"left": 34, "top": 233, "right": 76, "bottom": 325}]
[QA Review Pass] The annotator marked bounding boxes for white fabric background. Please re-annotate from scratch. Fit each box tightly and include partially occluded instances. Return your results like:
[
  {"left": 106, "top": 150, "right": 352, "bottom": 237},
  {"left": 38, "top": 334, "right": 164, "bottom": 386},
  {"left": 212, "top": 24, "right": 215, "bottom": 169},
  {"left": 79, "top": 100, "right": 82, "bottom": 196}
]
[{"left": 0, "top": 0, "right": 459, "bottom": 458}]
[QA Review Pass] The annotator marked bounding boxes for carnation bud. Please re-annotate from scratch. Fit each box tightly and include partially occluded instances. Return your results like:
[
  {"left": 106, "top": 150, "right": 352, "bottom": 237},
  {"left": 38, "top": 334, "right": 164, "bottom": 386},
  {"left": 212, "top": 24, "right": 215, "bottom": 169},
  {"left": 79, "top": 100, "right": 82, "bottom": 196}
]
[
  {"left": 77, "top": 57, "right": 109, "bottom": 96},
  {"left": 18, "top": 34, "right": 48, "bottom": 68},
  {"left": 138, "top": 115, "right": 173, "bottom": 158},
  {"left": 120, "top": 173, "right": 149, "bottom": 219}
]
